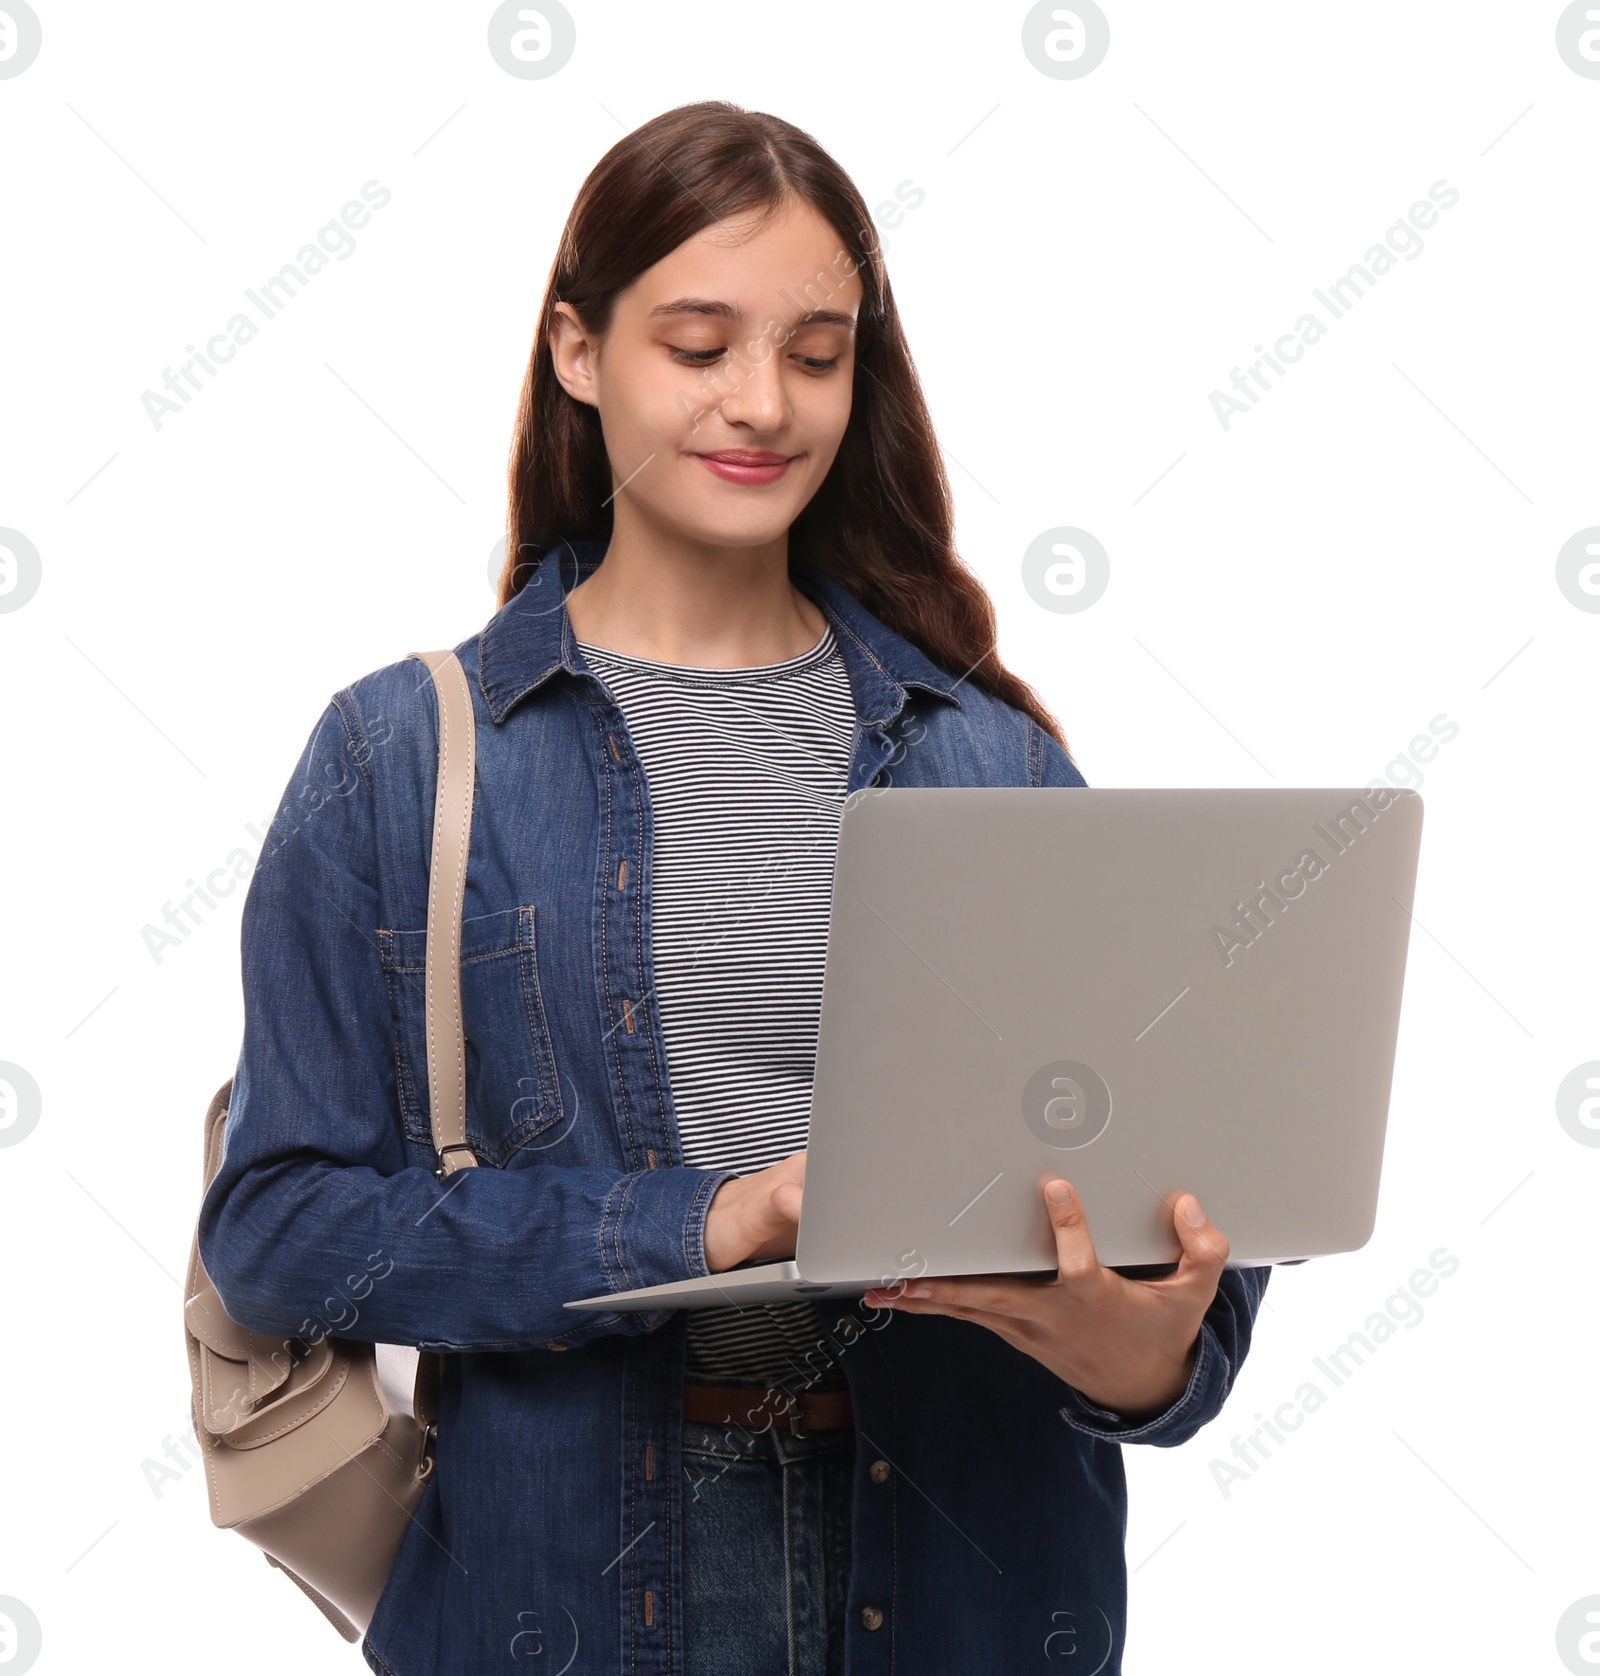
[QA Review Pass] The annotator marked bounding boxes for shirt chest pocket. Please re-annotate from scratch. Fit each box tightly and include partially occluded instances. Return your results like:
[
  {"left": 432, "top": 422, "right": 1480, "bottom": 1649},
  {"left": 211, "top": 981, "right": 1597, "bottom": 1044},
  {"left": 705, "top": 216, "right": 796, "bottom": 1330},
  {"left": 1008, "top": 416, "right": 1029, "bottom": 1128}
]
[{"left": 377, "top": 904, "right": 565, "bottom": 1167}]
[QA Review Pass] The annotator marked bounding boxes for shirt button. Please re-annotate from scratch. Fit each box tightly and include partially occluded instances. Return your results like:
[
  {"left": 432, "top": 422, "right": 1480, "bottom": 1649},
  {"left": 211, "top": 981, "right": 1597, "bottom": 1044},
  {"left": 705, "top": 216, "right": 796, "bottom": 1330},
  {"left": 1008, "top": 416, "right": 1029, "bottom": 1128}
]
[
  {"left": 860, "top": 1606, "right": 884, "bottom": 1631},
  {"left": 869, "top": 1459, "right": 891, "bottom": 1483}
]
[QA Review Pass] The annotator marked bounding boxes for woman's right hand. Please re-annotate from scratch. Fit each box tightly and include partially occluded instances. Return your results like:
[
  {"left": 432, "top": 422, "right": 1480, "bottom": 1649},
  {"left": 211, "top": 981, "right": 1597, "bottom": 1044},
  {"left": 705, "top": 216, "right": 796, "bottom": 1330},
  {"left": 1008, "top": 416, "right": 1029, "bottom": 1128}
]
[{"left": 703, "top": 1151, "right": 806, "bottom": 1272}]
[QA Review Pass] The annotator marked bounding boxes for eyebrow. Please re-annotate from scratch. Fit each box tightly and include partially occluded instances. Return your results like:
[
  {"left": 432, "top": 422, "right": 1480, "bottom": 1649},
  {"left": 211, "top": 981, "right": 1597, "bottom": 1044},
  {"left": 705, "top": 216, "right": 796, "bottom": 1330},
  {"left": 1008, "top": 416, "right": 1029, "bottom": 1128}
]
[{"left": 645, "top": 297, "right": 857, "bottom": 331}]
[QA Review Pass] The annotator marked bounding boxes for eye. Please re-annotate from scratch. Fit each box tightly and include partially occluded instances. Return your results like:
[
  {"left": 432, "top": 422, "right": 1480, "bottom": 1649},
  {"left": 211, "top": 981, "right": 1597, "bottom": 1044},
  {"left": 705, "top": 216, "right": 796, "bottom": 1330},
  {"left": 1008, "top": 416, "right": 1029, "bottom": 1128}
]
[{"left": 667, "top": 346, "right": 841, "bottom": 372}]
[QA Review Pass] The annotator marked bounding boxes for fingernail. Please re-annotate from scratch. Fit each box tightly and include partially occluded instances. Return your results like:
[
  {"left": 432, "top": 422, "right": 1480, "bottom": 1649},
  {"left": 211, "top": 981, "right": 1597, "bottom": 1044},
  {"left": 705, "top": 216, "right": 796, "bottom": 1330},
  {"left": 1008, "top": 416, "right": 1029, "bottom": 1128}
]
[
  {"left": 1046, "top": 1180, "right": 1072, "bottom": 1205},
  {"left": 904, "top": 1283, "right": 931, "bottom": 1298},
  {"left": 1183, "top": 1196, "right": 1206, "bottom": 1227}
]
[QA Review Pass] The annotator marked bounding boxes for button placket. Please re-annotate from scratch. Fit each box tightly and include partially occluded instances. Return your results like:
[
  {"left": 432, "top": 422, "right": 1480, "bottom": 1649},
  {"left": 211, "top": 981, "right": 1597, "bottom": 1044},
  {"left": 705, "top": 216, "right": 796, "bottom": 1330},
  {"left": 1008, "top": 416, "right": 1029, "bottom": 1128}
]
[{"left": 594, "top": 697, "right": 671, "bottom": 1173}]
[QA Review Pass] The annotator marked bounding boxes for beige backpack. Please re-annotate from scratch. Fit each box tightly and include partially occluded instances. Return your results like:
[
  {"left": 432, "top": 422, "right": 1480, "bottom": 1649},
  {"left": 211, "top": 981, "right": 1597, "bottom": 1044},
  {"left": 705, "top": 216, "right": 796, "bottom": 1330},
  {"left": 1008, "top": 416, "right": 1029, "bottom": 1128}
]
[{"left": 182, "top": 649, "right": 482, "bottom": 1641}]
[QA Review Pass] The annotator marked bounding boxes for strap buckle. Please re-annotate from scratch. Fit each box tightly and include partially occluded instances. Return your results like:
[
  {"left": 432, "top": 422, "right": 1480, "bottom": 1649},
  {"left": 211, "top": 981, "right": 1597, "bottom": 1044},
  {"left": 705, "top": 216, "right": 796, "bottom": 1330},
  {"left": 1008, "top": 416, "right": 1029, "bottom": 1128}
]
[
  {"left": 433, "top": 1145, "right": 478, "bottom": 1181},
  {"left": 418, "top": 1422, "right": 438, "bottom": 1481}
]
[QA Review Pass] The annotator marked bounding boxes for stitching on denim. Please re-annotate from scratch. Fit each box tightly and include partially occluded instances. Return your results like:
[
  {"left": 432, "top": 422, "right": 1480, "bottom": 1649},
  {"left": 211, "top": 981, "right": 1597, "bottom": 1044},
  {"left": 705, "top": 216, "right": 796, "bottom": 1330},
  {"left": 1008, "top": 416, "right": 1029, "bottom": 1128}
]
[
  {"left": 613, "top": 1178, "right": 636, "bottom": 1290},
  {"left": 782, "top": 1448, "right": 799, "bottom": 1676},
  {"left": 480, "top": 538, "right": 592, "bottom": 722},
  {"left": 820, "top": 586, "right": 967, "bottom": 718},
  {"left": 603, "top": 703, "right": 636, "bottom": 1153},
  {"left": 823, "top": 608, "right": 905, "bottom": 726},
  {"left": 514, "top": 903, "right": 564, "bottom": 1139},
  {"left": 375, "top": 936, "right": 428, "bottom": 1142},
  {"left": 607, "top": 1170, "right": 661, "bottom": 1296},
  {"left": 1058, "top": 1322, "right": 1217, "bottom": 1442},
  {"left": 660, "top": 1313, "right": 690, "bottom": 1669},
  {"left": 594, "top": 707, "right": 642, "bottom": 1167},
  {"left": 622, "top": 722, "right": 672, "bottom": 1166},
  {"left": 377, "top": 912, "right": 565, "bottom": 1161},
  {"left": 623, "top": 1351, "right": 639, "bottom": 1675},
  {"left": 378, "top": 941, "right": 523, "bottom": 974},
  {"left": 333, "top": 686, "right": 377, "bottom": 799},
  {"left": 796, "top": 565, "right": 966, "bottom": 712},
  {"left": 683, "top": 1168, "right": 729, "bottom": 1275},
  {"left": 599, "top": 1176, "right": 628, "bottom": 1293},
  {"left": 375, "top": 907, "right": 528, "bottom": 974}
]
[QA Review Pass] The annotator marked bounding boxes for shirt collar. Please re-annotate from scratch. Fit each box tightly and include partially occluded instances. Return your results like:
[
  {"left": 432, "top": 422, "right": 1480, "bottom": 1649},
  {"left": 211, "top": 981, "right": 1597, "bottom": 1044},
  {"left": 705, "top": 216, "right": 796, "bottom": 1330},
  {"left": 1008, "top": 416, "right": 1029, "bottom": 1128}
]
[{"left": 476, "top": 535, "right": 967, "bottom": 727}]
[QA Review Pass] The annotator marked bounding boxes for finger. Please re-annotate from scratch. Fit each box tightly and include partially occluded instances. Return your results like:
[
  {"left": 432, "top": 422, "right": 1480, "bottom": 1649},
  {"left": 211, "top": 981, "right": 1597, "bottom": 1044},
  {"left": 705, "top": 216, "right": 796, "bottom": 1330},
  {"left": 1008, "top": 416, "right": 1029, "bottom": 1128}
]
[
  {"left": 1044, "top": 1179, "right": 1102, "bottom": 1287},
  {"left": 1170, "top": 1192, "right": 1230, "bottom": 1281},
  {"left": 859, "top": 1287, "right": 1036, "bottom": 1344},
  {"left": 861, "top": 1275, "right": 1046, "bottom": 1321}
]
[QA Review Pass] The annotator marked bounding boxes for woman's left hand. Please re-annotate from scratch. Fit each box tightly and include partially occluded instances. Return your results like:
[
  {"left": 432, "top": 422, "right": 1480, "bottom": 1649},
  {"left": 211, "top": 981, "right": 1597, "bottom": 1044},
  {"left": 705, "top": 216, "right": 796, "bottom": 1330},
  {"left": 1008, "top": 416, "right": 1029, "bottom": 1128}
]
[{"left": 861, "top": 1179, "right": 1229, "bottom": 1424}]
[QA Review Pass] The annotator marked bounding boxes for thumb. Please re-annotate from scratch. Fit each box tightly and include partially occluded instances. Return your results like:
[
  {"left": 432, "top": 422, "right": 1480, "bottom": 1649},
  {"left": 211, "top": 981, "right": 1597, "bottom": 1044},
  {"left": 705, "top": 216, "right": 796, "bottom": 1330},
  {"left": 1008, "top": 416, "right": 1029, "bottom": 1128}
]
[
  {"left": 770, "top": 1179, "right": 804, "bottom": 1223},
  {"left": 1172, "top": 1193, "right": 1230, "bottom": 1277}
]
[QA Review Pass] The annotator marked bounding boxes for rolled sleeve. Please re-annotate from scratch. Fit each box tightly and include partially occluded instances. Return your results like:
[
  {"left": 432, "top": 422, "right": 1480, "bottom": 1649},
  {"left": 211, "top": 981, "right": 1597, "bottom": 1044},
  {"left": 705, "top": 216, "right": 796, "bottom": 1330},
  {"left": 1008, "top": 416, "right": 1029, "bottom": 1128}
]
[
  {"left": 593, "top": 1159, "right": 739, "bottom": 1334},
  {"left": 1057, "top": 1265, "right": 1272, "bottom": 1448}
]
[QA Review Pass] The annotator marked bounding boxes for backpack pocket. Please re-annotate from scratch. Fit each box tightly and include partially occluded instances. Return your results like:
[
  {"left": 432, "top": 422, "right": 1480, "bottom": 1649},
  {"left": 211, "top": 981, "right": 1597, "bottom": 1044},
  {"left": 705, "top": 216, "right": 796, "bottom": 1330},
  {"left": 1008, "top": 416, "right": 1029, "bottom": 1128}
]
[{"left": 378, "top": 904, "right": 566, "bottom": 1167}]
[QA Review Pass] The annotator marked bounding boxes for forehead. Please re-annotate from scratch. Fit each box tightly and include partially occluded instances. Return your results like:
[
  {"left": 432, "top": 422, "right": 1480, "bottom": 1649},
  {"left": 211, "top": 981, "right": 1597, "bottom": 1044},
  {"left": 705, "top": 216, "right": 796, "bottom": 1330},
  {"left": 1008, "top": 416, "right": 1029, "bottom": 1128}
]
[{"left": 622, "top": 199, "right": 863, "bottom": 330}]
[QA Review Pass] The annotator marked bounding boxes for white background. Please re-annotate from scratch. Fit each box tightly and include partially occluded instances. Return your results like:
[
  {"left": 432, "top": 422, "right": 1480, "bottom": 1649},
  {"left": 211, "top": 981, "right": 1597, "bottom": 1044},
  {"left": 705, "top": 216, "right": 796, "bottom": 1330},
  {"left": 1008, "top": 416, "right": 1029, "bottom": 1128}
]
[{"left": 1, "top": 3, "right": 1596, "bottom": 1672}]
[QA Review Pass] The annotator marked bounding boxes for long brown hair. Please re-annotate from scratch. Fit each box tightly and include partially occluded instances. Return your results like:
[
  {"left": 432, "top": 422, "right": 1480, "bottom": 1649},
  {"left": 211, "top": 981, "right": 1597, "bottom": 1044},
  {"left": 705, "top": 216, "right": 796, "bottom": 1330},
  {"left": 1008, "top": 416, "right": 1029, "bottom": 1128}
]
[{"left": 499, "top": 99, "right": 1073, "bottom": 757}]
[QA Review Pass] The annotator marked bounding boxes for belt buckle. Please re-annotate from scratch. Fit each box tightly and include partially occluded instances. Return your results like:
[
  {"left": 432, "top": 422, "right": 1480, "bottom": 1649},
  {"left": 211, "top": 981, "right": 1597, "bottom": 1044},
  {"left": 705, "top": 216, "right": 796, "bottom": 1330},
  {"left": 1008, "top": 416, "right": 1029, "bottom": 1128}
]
[{"left": 780, "top": 1392, "right": 809, "bottom": 1440}]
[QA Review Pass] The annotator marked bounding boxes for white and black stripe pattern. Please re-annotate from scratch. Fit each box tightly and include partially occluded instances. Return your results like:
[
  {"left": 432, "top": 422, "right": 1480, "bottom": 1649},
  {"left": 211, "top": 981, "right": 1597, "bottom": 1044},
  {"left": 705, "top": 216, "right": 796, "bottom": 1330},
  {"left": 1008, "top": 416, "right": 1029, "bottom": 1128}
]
[{"left": 576, "top": 622, "right": 854, "bottom": 1389}]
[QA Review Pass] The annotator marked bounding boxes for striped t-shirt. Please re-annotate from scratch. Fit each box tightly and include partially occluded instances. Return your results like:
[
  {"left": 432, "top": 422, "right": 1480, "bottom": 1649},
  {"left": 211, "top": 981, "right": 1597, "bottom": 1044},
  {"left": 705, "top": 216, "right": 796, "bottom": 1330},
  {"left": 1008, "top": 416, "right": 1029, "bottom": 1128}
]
[{"left": 576, "top": 620, "right": 853, "bottom": 1390}]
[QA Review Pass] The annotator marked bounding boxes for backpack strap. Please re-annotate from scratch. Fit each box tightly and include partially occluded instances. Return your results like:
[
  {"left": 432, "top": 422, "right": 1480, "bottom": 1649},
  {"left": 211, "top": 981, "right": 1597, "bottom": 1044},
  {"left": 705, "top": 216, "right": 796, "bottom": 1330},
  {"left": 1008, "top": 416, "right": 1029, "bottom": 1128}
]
[{"left": 407, "top": 650, "right": 479, "bottom": 1180}]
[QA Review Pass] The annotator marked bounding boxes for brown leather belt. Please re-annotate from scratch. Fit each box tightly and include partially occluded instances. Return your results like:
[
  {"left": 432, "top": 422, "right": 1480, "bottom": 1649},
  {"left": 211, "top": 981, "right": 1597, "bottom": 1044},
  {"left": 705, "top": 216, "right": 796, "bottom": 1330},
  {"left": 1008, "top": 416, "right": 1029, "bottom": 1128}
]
[{"left": 683, "top": 1383, "right": 854, "bottom": 1438}]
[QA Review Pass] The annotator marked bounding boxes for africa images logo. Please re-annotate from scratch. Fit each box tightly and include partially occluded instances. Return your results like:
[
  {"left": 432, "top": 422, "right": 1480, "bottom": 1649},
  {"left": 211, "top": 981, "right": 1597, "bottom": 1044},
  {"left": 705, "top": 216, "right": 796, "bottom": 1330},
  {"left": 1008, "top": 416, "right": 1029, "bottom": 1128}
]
[
  {"left": 1022, "top": 1061, "right": 1113, "bottom": 1150},
  {"left": 1209, "top": 785, "right": 1417, "bottom": 969}
]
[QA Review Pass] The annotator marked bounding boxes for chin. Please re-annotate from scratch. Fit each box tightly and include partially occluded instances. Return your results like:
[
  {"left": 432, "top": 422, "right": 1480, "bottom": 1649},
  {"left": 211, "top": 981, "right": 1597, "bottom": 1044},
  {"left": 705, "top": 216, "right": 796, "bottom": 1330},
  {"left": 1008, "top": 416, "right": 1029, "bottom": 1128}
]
[{"left": 673, "top": 505, "right": 803, "bottom": 551}]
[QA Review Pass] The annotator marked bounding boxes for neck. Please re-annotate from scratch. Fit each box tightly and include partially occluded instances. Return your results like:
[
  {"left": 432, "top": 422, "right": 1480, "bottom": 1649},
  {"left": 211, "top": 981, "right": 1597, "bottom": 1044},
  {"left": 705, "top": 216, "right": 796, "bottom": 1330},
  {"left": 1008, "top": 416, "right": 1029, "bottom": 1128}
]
[{"left": 563, "top": 515, "right": 826, "bottom": 668}]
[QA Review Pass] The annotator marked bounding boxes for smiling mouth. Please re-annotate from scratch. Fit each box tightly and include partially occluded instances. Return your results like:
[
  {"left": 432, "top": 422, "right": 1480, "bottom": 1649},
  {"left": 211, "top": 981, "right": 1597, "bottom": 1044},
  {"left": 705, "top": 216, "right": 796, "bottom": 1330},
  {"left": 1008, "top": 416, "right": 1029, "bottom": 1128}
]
[
  {"left": 696, "top": 450, "right": 793, "bottom": 465},
  {"left": 693, "top": 450, "right": 797, "bottom": 484}
]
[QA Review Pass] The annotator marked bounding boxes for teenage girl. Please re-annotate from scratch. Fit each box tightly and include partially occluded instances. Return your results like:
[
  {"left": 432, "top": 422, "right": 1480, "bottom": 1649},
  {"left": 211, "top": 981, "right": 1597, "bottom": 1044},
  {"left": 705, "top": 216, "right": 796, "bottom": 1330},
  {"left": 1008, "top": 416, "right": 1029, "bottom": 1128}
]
[{"left": 204, "top": 100, "right": 1268, "bottom": 1676}]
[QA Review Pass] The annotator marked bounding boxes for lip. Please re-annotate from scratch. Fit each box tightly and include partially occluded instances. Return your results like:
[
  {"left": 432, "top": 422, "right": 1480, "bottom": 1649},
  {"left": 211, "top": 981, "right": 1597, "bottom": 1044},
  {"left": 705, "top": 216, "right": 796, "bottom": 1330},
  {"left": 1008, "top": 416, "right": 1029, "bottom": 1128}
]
[{"left": 694, "top": 449, "right": 796, "bottom": 486}]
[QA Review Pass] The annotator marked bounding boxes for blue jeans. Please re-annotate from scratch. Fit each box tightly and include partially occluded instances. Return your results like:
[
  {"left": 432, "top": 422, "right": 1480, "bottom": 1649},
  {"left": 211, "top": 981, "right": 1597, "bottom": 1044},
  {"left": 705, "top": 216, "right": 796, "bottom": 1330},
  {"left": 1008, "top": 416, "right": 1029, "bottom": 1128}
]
[{"left": 680, "top": 1413, "right": 855, "bottom": 1675}]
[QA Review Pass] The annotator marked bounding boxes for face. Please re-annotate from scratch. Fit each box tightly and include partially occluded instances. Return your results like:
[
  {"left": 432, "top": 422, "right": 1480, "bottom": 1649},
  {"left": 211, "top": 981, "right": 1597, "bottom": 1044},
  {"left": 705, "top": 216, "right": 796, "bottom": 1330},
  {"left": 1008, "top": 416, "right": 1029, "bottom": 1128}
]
[{"left": 548, "top": 196, "right": 864, "bottom": 553}]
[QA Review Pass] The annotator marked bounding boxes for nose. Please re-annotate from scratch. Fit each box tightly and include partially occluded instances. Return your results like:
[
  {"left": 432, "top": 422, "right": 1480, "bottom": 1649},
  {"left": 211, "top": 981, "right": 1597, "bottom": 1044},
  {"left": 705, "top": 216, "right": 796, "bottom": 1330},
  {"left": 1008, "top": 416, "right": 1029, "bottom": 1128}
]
[{"left": 709, "top": 337, "right": 791, "bottom": 436}]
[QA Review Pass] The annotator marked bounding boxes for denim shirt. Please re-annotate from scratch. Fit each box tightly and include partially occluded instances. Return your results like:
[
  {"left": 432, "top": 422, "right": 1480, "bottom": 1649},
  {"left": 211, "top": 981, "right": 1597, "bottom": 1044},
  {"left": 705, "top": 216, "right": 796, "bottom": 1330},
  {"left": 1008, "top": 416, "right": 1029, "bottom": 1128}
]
[{"left": 199, "top": 536, "right": 1270, "bottom": 1676}]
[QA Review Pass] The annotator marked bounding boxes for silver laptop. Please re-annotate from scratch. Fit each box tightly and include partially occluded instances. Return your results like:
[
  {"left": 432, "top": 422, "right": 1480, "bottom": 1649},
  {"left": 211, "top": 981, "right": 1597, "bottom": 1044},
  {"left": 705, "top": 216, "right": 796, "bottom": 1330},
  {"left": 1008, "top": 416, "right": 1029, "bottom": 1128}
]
[{"left": 565, "top": 786, "right": 1424, "bottom": 1313}]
